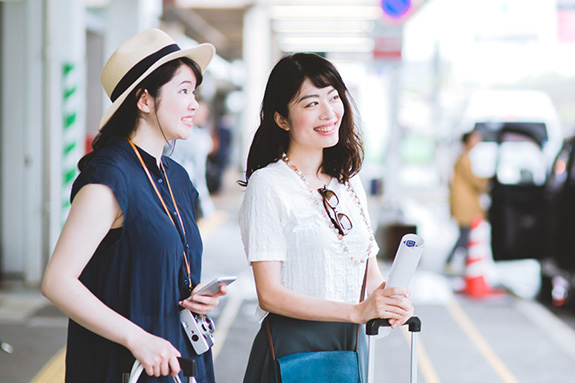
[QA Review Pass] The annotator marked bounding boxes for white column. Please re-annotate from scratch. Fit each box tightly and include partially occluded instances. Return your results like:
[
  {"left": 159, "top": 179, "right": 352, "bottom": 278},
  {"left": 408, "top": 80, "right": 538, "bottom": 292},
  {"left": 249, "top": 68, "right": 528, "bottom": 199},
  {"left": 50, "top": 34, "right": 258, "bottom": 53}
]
[
  {"left": 45, "top": 0, "right": 86, "bottom": 263},
  {"left": 102, "top": 0, "right": 162, "bottom": 125},
  {"left": 105, "top": 0, "right": 162, "bottom": 62},
  {"left": 1, "top": 0, "right": 45, "bottom": 285},
  {"left": 240, "top": 2, "right": 272, "bottom": 168},
  {"left": 383, "top": 62, "right": 402, "bottom": 214},
  {"left": 1, "top": 2, "right": 27, "bottom": 279}
]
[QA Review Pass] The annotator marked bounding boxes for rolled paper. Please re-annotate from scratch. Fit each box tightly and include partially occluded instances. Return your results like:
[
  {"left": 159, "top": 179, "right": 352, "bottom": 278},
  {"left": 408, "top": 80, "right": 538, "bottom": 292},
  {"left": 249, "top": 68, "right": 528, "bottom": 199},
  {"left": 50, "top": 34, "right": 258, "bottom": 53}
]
[{"left": 374, "top": 233, "right": 424, "bottom": 338}]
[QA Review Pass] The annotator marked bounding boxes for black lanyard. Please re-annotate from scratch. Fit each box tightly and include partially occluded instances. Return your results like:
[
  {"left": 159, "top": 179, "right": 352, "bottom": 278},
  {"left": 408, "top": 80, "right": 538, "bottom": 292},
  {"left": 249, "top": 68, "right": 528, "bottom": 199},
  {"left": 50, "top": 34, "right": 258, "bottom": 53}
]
[{"left": 128, "top": 139, "right": 192, "bottom": 293}]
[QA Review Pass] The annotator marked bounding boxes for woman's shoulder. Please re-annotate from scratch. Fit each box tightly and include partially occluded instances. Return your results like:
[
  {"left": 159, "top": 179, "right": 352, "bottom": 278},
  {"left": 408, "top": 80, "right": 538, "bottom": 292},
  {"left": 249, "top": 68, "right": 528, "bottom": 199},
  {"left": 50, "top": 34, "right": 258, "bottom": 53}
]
[
  {"left": 348, "top": 173, "right": 364, "bottom": 188},
  {"left": 248, "top": 160, "right": 287, "bottom": 186},
  {"left": 88, "top": 139, "right": 132, "bottom": 167},
  {"left": 163, "top": 155, "right": 188, "bottom": 175},
  {"left": 163, "top": 156, "right": 195, "bottom": 192},
  {"left": 242, "top": 161, "right": 296, "bottom": 204},
  {"left": 335, "top": 173, "right": 363, "bottom": 191},
  {"left": 73, "top": 141, "right": 133, "bottom": 191},
  {"left": 340, "top": 173, "right": 369, "bottom": 201}
]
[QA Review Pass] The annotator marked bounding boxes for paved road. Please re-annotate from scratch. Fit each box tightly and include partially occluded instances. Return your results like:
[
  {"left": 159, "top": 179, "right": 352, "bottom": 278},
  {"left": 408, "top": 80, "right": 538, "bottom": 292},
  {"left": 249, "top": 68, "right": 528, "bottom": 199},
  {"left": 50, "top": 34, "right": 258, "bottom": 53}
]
[
  {"left": 204, "top": 172, "right": 575, "bottom": 383},
  {"left": 2, "top": 169, "right": 575, "bottom": 382}
]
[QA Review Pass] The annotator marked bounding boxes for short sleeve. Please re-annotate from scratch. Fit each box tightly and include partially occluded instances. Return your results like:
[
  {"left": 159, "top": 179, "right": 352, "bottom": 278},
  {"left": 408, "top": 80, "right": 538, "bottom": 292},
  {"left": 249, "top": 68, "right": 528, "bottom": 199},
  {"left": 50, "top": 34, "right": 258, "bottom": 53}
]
[
  {"left": 349, "top": 175, "right": 379, "bottom": 257},
  {"left": 72, "top": 158, "right": 129, "bottom": 217},
  {"left": 239, "top": 169, "right": 287, "bottom": 263}
]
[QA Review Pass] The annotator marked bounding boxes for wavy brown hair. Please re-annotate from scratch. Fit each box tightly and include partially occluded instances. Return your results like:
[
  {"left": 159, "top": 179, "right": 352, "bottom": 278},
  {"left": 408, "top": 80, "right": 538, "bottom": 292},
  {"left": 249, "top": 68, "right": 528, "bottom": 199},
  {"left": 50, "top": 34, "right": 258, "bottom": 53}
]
[{"left": 241, "top": 53, "right": 363, "bottom": 185}]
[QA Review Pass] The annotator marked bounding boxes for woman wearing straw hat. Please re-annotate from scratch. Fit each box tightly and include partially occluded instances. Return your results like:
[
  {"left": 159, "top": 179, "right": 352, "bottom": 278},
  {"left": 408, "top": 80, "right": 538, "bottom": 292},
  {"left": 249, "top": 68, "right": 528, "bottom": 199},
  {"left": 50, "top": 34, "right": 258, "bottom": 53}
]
[{"left": 41, "top": 28, "right": 225, "bottom": 382}]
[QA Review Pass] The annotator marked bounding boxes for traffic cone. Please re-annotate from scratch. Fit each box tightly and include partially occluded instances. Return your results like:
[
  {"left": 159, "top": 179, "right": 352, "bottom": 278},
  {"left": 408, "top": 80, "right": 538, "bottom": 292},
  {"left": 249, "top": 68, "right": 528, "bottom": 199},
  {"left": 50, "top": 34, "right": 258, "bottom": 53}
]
[{"left": 464, "top": 216, "right": 503, "bottom": 299}]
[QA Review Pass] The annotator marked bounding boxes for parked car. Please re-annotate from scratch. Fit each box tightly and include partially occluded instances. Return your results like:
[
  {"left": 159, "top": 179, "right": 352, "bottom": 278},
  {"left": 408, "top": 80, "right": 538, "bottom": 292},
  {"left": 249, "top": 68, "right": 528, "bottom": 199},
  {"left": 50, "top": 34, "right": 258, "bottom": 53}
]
[
  {"left": 461, "top": 89, "right": 562, "bottom": 180},
  {"left": 459, "top": 89, "right": 562, "bottom": 262},
  {"left": 540, "top": 136, "right": 575, "bottom": 308},
  {"left": 486, "top": 125, "right": 548, "bottom": 262}
]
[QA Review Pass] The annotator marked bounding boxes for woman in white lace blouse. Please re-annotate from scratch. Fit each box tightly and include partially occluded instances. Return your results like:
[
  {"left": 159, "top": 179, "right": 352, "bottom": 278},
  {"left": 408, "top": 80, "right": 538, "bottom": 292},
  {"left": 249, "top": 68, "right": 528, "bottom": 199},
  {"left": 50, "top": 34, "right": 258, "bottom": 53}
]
[{"left": 239, "top": 53, "right": 413, "bottom": 383}]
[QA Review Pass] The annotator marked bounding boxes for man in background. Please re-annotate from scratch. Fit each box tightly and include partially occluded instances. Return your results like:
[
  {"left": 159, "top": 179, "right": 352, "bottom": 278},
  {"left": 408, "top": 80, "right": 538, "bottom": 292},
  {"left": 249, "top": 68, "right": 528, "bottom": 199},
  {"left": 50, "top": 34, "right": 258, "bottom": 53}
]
[{"left": 444, "top": 130, "right": 489, "bottom": 274}]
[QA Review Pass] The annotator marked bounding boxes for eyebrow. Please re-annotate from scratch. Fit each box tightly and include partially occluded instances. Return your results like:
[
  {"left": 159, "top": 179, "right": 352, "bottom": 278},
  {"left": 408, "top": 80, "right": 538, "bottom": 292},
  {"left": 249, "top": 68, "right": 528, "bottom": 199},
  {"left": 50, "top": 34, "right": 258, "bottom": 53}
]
[{"left": 296, "top": 87, "right": 337, "bottom": 104}]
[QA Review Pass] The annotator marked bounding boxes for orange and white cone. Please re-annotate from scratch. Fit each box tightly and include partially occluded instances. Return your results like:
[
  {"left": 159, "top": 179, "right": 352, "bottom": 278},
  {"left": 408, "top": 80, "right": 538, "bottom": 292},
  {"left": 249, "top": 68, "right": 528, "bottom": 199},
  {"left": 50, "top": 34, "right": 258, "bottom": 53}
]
[{"left": 464, "top": 216, "right": 502, "bottom": 299}]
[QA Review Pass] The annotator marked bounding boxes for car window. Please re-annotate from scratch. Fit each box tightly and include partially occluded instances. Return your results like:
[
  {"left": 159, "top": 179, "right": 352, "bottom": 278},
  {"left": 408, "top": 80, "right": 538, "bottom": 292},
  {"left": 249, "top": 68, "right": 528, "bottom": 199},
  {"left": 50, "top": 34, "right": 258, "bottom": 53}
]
[{"left": 469, "top": 140, "right": 546, "bottom": 186}]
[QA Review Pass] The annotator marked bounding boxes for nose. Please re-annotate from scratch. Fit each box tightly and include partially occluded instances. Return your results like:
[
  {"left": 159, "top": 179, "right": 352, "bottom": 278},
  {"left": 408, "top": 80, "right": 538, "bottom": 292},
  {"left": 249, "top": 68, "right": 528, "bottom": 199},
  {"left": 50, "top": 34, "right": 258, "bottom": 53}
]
[
  {"left": 320, "top": 103, "right": 336, "bottom": 120},
  {"left": 188, "top": 95, "right": 199, "bottom": 111}
]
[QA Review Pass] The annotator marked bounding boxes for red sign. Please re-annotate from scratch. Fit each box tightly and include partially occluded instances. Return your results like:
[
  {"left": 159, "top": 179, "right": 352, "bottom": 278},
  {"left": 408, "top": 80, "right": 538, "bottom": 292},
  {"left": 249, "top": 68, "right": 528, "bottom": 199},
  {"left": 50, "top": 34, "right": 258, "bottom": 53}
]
[
  {"left": 373, "top": 35, "right": 403, "bottom": 60},
  {"left": 557, "top": 0, "right": 575, "bottom": 43},
  {"left": 373, "top": 0, "right": 427, "bottom": 60}
]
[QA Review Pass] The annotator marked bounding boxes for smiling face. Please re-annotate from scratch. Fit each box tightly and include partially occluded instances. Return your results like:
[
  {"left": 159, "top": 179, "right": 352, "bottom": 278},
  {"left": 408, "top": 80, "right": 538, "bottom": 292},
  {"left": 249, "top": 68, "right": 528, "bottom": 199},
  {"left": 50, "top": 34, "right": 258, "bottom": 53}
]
[
  {"left": 154, "top": 64, "right": 199, "bottom": 141},
  {"left": 275, "top": 78, "right": 345, "bottom": 156}
]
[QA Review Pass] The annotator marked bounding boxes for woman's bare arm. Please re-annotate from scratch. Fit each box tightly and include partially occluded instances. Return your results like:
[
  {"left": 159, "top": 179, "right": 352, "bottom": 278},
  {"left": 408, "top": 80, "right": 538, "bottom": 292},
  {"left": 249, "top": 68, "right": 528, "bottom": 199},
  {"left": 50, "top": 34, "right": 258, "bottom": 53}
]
[
  {"left": 41, "top": 184, "right": 181, "bottom": 377},
  {"left": 251, "top": 260, "right": 412, "bottom": 327}
]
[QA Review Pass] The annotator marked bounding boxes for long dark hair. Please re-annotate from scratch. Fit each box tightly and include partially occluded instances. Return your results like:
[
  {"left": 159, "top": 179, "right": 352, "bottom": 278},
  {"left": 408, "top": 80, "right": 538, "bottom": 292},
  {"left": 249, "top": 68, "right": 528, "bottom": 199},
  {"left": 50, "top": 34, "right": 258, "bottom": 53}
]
[
  {"left": 78, "top": 57, "right": 203, "bottom": 171},
  {"left": 241, "top": 53, "right": 363, "bottom": 185}
]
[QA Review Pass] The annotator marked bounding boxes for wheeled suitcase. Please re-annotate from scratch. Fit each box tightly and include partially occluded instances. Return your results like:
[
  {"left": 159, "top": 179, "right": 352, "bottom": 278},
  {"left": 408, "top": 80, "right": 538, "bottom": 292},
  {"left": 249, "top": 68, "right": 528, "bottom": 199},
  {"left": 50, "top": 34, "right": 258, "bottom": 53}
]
[
  {"left": 366, "top": 316, "right": 421, "bottom": 383},
  {"left": 120, "top": 355, "right": 197, "bottom": 383}
]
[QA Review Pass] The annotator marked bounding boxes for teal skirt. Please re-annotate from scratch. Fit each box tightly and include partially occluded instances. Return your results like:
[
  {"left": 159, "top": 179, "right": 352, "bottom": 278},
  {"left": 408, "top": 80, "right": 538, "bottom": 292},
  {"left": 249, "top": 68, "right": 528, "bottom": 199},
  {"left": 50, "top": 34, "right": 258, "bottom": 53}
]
[{"left": 242, "top": 314, "right": 367, "bottom": 383}]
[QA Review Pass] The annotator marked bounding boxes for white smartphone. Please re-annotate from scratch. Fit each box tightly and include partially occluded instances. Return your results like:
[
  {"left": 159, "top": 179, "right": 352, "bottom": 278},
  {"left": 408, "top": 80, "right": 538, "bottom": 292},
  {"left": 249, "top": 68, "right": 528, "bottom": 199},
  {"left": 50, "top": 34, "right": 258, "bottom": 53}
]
[{"left": 189, "top": 276, "right": 237, "bottom": 297}]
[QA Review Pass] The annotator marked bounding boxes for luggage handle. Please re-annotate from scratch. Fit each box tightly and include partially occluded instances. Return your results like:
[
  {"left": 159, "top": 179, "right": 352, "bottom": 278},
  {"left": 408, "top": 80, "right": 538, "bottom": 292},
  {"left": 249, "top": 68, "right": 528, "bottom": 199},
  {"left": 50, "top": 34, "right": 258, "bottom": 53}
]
[
  {"left": 366, "top": 316, "right": 421, "bottom": 383},
  {"left": 120, "top": 355, "right": 196, "bottom": 383},
  {"left": 366, "top": 316, "right": 421, "bottom": 335}
]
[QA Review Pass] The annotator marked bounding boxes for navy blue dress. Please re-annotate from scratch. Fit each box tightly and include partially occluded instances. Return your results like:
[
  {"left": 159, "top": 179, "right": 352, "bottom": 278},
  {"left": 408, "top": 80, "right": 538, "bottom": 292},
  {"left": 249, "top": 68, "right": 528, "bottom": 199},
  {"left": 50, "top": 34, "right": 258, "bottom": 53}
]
[{"left": 65, "top": 138, "right": 214, "bottom": 383}]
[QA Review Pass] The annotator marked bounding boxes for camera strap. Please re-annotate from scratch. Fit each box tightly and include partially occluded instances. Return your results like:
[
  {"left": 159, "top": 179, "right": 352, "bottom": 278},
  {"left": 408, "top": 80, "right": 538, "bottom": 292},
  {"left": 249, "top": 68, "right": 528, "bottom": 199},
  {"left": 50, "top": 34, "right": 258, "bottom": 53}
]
[{"left": 128, "top": 139, "right": 192, "bottom": 293}]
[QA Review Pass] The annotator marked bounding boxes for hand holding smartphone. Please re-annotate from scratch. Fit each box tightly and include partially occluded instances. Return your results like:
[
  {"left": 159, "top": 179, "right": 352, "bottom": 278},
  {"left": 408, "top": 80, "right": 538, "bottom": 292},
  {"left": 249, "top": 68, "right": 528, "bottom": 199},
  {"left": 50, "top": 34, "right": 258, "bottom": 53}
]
[{"left": 189, "top": 276, "right": 237, "bottom": 298}]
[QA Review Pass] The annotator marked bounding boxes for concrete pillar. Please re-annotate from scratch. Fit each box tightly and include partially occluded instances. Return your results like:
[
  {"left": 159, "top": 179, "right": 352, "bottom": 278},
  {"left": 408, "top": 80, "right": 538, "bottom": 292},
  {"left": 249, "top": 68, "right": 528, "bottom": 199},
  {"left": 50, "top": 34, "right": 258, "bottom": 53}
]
[
  {"left": 240, "top": 2, "right": 272, "bottom": 168},
  {"left": 104, "top": 0, "right": 162, "bottom": 63},
  {"left": 0, "top": 0, "right": 165, "bottom": 285},
  {"left": 383, "top": 62, "right": 402, "bottom": 214},
  {"left": 1, "top": 0, "right": 45, "bottom": 284},
  {"left": 45, "top": 0, "right": 86, "bottom": 264},
  {"left": 101, "top": 0, "right": 162, "bottom": 130}
]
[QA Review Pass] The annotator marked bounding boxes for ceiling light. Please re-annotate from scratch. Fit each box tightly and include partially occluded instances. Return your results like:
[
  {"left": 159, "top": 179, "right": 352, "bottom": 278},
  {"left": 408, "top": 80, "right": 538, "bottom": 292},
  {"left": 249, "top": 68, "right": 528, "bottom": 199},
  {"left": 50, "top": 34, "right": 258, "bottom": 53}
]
[
  {"left": 272, "top": 19, "right": 374, "bottom": 33},
  {"left": 271, "top": 5, "right": 383, "bottom": 20},
  {"left": 279, "top": 36, "right": 375, "bottom": 52}
]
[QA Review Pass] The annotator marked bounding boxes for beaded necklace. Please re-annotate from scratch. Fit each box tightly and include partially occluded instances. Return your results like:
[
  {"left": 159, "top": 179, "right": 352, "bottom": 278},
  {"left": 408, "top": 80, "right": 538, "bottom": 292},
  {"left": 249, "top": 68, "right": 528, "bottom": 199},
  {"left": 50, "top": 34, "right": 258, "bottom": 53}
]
[{"left": 280, "top": 153, "right": 375, "bottom": 263}]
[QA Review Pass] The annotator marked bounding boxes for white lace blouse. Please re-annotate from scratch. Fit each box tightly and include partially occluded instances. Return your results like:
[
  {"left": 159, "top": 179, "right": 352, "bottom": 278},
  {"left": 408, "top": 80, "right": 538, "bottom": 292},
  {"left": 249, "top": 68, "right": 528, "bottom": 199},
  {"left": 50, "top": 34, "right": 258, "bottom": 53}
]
[{"left": 239, "top": 160, "right": 378, "bottom": 317}]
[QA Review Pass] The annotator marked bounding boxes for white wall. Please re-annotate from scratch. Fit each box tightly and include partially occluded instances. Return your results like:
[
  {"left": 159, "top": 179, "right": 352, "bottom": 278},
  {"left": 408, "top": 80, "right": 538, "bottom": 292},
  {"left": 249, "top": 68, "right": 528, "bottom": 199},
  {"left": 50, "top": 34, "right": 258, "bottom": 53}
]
[
  {"left": 45, "top": 0, "right": 88, "bottom": 259},
  {"left": 0, "top": 0, "right": 161, "bottom": 285},
  {"left": 1, "top": 0, "right": 45, "bottom": 284},
  {"left": 240, "top": 3, "right": 273, "bottom": 167}
]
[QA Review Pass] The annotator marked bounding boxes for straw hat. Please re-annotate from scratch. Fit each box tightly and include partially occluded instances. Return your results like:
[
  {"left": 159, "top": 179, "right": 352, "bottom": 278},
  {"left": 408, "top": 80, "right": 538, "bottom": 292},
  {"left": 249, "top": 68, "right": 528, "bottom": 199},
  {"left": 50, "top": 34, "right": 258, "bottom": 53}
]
[{"left": 99, "top": 28, "right": 215, "bottom": 130}]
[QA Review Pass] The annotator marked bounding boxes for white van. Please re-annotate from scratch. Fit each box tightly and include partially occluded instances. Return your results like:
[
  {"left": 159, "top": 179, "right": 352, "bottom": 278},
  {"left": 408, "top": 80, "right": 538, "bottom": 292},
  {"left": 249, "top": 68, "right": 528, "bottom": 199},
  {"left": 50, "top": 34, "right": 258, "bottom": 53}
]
[{"left": 460, "top": 89, "right": 563, "bottom": 186}]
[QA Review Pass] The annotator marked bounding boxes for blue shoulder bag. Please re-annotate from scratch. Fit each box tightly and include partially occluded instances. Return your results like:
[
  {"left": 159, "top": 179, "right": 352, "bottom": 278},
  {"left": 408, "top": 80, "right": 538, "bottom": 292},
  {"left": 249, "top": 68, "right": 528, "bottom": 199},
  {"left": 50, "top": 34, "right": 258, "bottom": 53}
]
[{"left": 265, "top": 263, "right": 368, "bottom": 383}]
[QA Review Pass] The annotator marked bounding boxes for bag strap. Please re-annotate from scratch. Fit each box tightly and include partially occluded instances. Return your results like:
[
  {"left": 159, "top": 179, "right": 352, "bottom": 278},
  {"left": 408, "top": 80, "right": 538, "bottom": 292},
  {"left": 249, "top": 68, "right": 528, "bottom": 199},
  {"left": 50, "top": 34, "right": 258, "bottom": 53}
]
[
  {"left": 265, "top": 258, "right": 370, "bottom": 360},
  {"left": 355, "top": 258, "right": 369, "bottom": 351},
  {"left": 265, "top": 315, "right": 277, "bottom": 361}
]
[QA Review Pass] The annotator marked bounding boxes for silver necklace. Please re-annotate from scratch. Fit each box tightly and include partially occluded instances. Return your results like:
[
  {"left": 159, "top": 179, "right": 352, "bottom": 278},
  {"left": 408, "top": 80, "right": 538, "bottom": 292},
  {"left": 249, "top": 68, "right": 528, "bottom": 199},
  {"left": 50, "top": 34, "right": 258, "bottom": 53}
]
[{"left": 280, "top": 153, "right": 374, "bottom": 263}]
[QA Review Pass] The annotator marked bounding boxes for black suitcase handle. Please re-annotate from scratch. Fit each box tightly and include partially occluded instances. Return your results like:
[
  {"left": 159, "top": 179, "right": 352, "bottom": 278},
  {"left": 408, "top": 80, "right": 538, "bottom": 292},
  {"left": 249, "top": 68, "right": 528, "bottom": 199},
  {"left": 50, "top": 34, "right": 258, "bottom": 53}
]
[
  {"left": 120, "top": 354, "right": 196, "bottom": 378},
  {"left": 366, "top": 316, "right": 421, "bottom": 335}
]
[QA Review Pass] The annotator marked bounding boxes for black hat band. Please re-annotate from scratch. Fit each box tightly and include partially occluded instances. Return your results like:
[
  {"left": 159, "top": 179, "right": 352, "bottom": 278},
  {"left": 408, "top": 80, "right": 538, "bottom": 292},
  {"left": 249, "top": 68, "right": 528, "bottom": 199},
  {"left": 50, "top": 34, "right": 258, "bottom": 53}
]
[{"left": 110, "top": 43, "right": 180, "bottom": 102}]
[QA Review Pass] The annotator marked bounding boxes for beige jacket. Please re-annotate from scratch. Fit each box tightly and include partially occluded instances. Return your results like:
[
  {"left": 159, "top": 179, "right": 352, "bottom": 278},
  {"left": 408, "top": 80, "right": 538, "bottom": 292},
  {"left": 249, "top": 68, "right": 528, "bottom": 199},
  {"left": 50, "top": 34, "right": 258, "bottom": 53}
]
[{"left": 449, "top": 151, "right": 489, "bottom": 226}]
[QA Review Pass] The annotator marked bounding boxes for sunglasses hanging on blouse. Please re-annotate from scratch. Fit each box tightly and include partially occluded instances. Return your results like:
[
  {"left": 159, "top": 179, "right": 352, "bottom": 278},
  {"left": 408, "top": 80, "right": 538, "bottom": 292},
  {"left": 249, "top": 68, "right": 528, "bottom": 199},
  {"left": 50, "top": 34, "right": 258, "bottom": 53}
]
[{"left": 318, "top": 186, "right": 353, "bottom": 236}]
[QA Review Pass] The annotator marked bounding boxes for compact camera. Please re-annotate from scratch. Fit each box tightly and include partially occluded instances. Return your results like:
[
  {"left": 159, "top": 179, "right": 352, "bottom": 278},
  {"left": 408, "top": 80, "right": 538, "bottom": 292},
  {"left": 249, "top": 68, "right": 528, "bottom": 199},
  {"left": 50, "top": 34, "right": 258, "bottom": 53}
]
[{"left": 180, "top": 309, "right": 215, "bottom": 355}]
